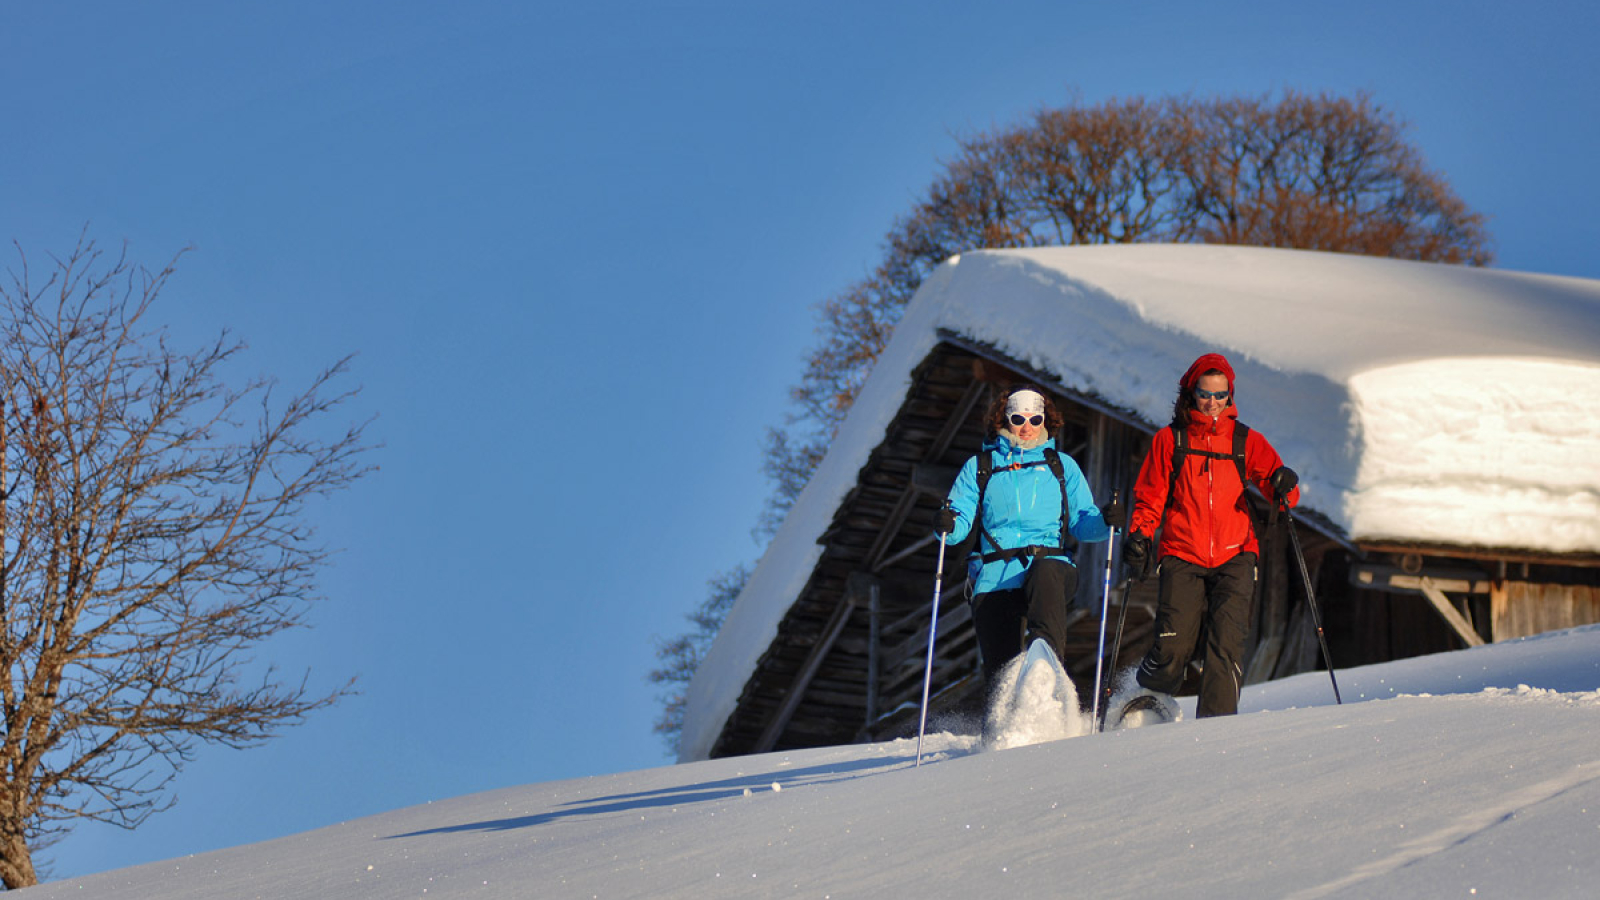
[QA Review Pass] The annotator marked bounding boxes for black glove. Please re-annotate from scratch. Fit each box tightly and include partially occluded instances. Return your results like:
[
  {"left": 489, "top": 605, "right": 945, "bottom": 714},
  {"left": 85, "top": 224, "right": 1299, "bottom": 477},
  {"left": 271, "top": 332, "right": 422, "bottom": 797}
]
[
  {"left": 1270, "top": 466, "right": 1298, "bottom": 500},
  {"left": 1122, "top": 532, "right": 1153, "bottom": 582},
  {"left": 934, "top": 504, "right": 957, "bottom": 536},
  {"left": 1099, "top": 497, "right": 1126, "bottom": 530}
]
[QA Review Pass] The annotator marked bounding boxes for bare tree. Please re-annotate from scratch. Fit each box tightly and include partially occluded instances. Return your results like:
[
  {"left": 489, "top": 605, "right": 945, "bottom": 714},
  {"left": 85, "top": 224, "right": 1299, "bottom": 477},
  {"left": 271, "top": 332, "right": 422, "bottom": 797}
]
[
  {"left": 770, "top": 90, "right": 1492, "bottom": 529},
  {"left": 0, "top": 235, "right": 372, "bottom": 888},
  {"left": 1183, "top": 93, "right": 1492, "bottom": 259}
]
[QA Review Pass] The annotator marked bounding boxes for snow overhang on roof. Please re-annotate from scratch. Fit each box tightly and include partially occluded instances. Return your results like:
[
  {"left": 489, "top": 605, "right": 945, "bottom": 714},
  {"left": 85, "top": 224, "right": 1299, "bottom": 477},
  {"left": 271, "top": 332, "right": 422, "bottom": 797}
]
[{"left": 679, "top": 244, "right": 1600, "bottom": 762}]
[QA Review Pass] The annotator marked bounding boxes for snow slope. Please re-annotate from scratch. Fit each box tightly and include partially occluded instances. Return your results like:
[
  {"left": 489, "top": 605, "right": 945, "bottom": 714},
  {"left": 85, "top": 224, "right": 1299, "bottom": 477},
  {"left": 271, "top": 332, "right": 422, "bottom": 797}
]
[
  {"left": 25, "top": 625, "right": 1600, "bottom": 899},
  {"left": 681, "top": 244, "right": 1600, "bottom": 762}
]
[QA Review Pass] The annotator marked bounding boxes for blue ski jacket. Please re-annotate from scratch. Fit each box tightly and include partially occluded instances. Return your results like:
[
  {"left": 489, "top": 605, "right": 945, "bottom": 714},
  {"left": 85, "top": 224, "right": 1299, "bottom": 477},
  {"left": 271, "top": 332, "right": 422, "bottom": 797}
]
[{"left": 941, "top": 433, "right": 1111, "bottom": 594}]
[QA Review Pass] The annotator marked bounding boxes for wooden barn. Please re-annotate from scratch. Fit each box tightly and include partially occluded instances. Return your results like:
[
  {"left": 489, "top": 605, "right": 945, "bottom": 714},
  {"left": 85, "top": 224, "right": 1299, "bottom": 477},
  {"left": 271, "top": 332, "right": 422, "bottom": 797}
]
[{"left": 678, "top": 245, "right": 1600, "bottom": 763}]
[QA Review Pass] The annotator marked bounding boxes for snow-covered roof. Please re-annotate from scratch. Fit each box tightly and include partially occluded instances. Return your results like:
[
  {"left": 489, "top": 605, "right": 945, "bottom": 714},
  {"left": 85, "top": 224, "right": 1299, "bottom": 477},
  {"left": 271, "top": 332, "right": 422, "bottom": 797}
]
[{"left": 680, "top": 244, "right": 1600, "bottom": 762}]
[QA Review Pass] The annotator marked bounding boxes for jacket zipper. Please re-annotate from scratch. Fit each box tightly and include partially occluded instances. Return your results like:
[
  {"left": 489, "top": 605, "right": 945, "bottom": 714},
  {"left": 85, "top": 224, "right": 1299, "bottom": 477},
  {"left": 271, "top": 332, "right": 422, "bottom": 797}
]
[{"left": 1206, "top": 419, "right": 1217, "bottom": 564}]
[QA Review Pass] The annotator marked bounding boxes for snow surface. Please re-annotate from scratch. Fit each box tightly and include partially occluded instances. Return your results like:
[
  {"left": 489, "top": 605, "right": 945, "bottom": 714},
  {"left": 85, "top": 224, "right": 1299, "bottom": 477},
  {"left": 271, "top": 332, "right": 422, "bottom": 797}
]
[
  {"left": 26, "top": 625, "right": 1600, "bottom": 899},
  {"left": 680, "top": 244, "right": 1600, "bottom": 763}
]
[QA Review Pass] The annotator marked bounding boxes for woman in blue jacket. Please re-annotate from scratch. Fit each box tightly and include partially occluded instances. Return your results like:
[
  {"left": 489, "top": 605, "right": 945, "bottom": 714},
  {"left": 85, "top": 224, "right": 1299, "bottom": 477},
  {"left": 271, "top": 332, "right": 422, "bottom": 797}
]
[{"left": 936, "top": 385, "right": 1121, "bottom": 684}]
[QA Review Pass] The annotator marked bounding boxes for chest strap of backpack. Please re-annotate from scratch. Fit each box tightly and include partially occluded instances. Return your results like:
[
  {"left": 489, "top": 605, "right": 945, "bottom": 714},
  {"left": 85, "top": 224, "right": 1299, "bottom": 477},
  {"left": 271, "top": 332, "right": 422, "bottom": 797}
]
[{"left": 974, "top": 447, "right": 1071, "bottom": 565}]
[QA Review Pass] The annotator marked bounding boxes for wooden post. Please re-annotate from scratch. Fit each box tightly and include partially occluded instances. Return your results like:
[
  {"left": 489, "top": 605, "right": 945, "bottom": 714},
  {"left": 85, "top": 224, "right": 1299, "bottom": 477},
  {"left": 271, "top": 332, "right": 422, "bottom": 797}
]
[
  {"left": 1418, "top": 577, "right": 1486, "bottom": 647},
  {"left": 865, "top": 581, "right": 880, "bottom": 727},
  {"left": 753, "top": 597, "right": 856, "bottom": 753}
]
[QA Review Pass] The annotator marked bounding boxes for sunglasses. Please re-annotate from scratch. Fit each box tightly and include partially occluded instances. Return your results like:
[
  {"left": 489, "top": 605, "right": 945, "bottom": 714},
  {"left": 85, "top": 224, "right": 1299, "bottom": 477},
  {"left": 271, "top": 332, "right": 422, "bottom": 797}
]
[
  {"left": 1009, "top": 414, "right": 1044, "bottom": 427},
  {"left": 1194, "top": 388, "right": 1231, "bottom": 401}
]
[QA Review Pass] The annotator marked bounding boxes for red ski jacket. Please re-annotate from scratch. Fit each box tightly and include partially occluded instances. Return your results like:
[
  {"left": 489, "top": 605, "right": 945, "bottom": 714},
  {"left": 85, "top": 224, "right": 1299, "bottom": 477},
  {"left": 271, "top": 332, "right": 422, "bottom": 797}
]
[{"left": 1128, "top": 407, "right": 1299, "bottom": 569}]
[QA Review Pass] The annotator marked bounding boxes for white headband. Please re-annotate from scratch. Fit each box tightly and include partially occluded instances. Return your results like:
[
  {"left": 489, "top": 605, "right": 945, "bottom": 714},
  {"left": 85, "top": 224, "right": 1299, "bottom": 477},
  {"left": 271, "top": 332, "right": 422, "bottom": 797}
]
[{"left": 1005, "top": 390, "right": 1045, "bottom": 418}]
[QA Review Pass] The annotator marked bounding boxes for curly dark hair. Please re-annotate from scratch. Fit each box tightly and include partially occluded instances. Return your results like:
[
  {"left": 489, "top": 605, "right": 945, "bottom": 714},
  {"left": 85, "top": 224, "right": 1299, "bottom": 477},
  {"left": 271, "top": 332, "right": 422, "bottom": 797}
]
[
  {"left": 1170, "top": 367, "right": 1233, "bottom": 426},
  {"left": 985, "top": 384, "right": 1065, "bottom": 438}
]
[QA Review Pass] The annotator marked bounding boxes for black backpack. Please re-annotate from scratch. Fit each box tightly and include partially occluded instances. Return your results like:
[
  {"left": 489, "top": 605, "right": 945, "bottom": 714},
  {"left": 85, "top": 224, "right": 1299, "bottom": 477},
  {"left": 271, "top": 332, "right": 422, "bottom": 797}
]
[
  {"left": 1162, "top": 421, "right": 1273, "bottom": 537},
  {"left": 965, "top": 446, "right": 1073, "bottom": 565}
]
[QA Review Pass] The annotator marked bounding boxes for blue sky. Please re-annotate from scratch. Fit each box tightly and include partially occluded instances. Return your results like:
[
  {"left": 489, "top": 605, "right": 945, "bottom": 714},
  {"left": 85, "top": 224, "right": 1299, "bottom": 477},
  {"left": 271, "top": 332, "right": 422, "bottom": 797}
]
[{"left": 3, "top": 0, "right": 1597, "bottom": 881}]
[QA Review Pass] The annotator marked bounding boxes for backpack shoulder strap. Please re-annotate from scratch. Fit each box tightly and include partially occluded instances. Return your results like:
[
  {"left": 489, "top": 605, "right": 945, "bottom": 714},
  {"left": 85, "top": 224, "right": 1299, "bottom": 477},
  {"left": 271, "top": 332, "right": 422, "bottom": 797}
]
[
  {"left": 1231, "top": 422, "right": 1251, "bottom": 487},
  {"left": 1232, "top": 421, "right": 1275, "bottom": 533},
  {"left": 1043, "top": 447, "right": 1070, "bottom": 553},
  {"left": 1158, "top": 423, "right": 1184, "bottom": 534},
  {"left": 1168, "top": 422, "right": 1186, "bottom": 480},
  {"left": 974, "top": 449, "right": 994, "bottom": 520},
  {"left": 1043, "top": 446, "right": 1066, "bottom": 482},
  {"left": 972, "top": 449, "right": 996, "bottom": 556}
]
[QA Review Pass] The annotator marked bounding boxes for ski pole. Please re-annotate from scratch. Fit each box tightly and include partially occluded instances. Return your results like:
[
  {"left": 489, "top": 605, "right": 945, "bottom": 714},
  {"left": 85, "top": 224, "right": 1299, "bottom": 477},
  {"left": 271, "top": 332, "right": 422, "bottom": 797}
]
[
  {"left": 1101, "top": 567, "right": 1135, "bottom": 729},
  {"left": 915, "top": 531, "right": 949, "bottom": 767},
  {"left": 1090, "top": 491, "right": 1119, "bottom": 732},
  {"left": 1281, "top": 501, "right": 1342, "bottom": 704}
]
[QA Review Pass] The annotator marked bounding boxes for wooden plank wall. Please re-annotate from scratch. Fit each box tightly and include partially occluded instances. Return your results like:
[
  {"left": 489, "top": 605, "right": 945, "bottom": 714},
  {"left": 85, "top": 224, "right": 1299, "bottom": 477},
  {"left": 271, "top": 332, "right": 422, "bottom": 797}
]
[{"left": 1492, "top": 582, "right": 1600, "bottom": 640}]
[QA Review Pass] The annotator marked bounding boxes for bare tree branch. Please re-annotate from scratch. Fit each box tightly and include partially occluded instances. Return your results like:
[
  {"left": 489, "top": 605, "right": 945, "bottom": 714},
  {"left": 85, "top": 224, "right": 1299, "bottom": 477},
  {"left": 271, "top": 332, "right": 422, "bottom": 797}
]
[
  {"left": 0, "top": 235, "right": 372, "bottom": 887},
  {"left": 771, "top": 89, "right": 1491, "bottom": 534}
]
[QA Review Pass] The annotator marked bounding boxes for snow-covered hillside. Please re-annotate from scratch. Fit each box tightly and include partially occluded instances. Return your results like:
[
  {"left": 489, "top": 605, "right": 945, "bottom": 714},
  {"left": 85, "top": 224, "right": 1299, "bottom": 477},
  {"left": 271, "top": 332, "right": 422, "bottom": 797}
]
[{"left": 26, "top": 625, "right": 1600, "bottom": 899}]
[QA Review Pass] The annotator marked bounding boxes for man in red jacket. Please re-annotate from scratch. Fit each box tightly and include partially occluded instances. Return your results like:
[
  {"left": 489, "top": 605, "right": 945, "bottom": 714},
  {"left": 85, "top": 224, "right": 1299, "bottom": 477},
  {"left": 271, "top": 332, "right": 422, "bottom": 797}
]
[{"left": 1122, "top": 353, "right": 1300, "bottom": 717}]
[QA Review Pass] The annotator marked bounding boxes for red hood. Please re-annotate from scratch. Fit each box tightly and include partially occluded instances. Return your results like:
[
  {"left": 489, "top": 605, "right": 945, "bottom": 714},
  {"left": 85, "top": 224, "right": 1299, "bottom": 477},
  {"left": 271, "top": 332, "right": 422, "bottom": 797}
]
[{"left": 1180, "top": 352, "right": 1236, "bottom": 394}]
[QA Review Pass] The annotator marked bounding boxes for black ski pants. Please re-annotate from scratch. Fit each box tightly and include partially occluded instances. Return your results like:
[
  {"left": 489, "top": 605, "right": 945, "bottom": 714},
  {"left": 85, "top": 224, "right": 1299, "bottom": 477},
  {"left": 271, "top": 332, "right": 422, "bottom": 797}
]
[
  {"left": 971, "top": 558, "right": 1078, "bottom": 683},
  {"left": 1136, "top": 553, "right": 1256, "bottom": 717}
]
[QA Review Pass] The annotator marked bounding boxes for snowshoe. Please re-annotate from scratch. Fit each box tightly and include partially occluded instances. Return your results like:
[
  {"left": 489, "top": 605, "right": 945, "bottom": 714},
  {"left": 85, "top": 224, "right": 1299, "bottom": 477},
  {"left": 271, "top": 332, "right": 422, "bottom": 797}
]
[
  {"left": 1105, "top": 689, "right": 1180, "bottom": 731},
  {"left": 982, "top": 639, "right": 1086, "bottom": 750}
]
